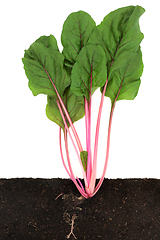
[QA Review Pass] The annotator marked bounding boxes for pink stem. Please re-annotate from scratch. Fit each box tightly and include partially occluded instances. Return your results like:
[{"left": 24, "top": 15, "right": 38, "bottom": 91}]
[
  {"left": 76, "top": 177, "right": 85, "bottom": 192},
  {"left": 59, "top": 127, "right": 72, "bottom": 178},
  {"left": 85, "top": 97, "right": 89, "bottom": 156},
  {"left": 85, "top": 97, "right": 92, "bottom": 187},
  {"left": 57, "top": 100, "right": 88, "bottom": 191},
  {"left": 64, "top": 128, "right": 75, "bottom": 180},
  {"left": 91, "top": 102, "right": 115, "bottom": 197},
  {"left": 86, "top": 66, "right": 93, "bottom": 190},
  {"left": 64, "top": 129, "right": 87, "bottom": 195},
  {"left": 89, "top": 79, "right": 108, "bottom": 194},
  {"left": 56, "top": 89, "right": 83, "bottom": 152},
  {"left": 91, "top": 67, "right": 125, "bottom": 196},
  {"left": 59, "top": 127, "right": 88, "bottom": 198},
  {"left": 57, "top": 100, "right": 86, "bottom": 178},
  {"left": 88, "top": 99, "right": 92, "bottom": 184},
  {"left": 44, "top": 67, "right": 83, "bottom": 152},
  {"left": 59, "top": 94, "right": 83, "bottom": 152}
]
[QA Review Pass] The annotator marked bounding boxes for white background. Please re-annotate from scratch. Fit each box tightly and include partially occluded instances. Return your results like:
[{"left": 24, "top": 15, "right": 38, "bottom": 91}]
[{"left": 0, "top": 0, "right": 159, "bottom": 179}]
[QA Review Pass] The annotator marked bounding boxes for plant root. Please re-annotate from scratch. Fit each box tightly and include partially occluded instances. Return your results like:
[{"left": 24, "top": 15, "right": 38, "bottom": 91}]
[{"left": 66, "top": 214, "right": 77, "bottom": 239}]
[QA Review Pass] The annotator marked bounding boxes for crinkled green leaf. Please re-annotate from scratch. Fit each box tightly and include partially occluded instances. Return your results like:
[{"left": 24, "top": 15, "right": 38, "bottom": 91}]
[
  {"left": 46, "top": 95, "right": 64, "bottom": 129},
  {"left": 71, "top": 44, "right": 107, "bottom": 100},
  {"left": 88, "top": 5, "right": 144, "bottom": 102},
  {"left": 89, "top": 5, "right": 145, "bottom": 71},
  {"left": 46, "top": 87, "right": 85, "bottom": 129},
  {"left": 35, "top": 35, "right": 59, "bottom": 51},
  {"left": 63, "top": 87, "right": 85, "bottom": 125},
  {"left": 61, "top": 11, "right": 96, "bottom": 65},
  {"left": 104, "top": 47, "right": 143, "bottom": 103},
  {"left": 80, "top": 151, "right": 88, "bottom": 172},
  {"left": 22, "top": 40, "right": 70, "bottom": 98}
]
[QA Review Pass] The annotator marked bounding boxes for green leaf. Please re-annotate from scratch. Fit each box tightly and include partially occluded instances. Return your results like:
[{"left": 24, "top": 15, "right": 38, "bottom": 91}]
[
  {"left": 89, "top": 5, "right": 145, "bottom": 71},
  {"left": 35, "top": 35, "right": 59, "bottom": 51},
  {"left": 61, "top": 11, "right": 96, "bottom": 65},
  {"left": 104, "top": 47, "right": 143, "bottom": 103},
  {"left": 46, "top": 87, "right": 85, "bottom": 129},
  {"left": 63, "top": 87, "right": 85, "bottom": 125},
  {"left": 80, "top": 151, "right": 88, "bottom": 172},
  {"left": 46, "top": 95, "right": 64, "bottom": 129},
  {"left": 22, "top": 40, "right": 70, "bottom": 98},
  {"left": 71, "top": 44, "right": 107, "bottom": 100}
]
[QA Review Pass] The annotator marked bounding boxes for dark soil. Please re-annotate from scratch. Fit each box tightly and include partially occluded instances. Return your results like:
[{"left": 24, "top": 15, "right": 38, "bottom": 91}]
[{"left": 0, "top": 178, "right": 160, "bottom": 240}]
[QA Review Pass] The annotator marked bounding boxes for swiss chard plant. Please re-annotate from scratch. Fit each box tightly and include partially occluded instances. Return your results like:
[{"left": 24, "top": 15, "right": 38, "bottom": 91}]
[{"left": 22, "top": 5, "right": 145, "bottom": 198}]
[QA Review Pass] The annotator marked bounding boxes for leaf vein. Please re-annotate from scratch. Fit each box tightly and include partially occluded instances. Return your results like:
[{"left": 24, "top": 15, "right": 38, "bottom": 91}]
[
  {"left": 92, "top": 68, "right": 102, "bottom": 81},
  {"left": 66, "top": 37, "right": 79, "bottom": 54},
  {"left": 94, "top": 76, "right": 103, "bottom": 87},
  {"left": 81, "top": 65, "right": 91, "bottom": 76},
  {"left": 119, "top": 34, "right": 137, "bottom": 49},
  {"left": 110, "top": 21, "right": 119, "bottom": 46}
]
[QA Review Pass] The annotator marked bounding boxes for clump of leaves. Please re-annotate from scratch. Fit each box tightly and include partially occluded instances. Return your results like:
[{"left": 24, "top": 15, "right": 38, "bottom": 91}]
[{"left": 22, "top": 5, "right": 145, "bottom": 198}]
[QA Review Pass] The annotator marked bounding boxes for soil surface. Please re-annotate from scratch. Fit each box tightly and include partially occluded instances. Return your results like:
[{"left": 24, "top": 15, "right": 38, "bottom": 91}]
[{"left": 0, "top": 178, "right": 160, "bottom": 240}]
